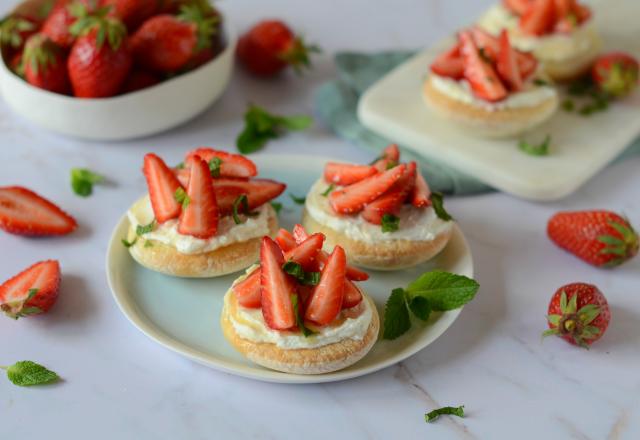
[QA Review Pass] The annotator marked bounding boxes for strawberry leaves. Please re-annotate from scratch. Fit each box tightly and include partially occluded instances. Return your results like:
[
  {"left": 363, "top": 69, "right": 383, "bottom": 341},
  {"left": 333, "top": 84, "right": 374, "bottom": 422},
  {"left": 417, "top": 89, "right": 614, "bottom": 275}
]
[
  {"left": 543, "top": 290, "right": 603, "bottom": 348},
  {"left": 237, "top": 105, "right": 313, "bottom": 154}
]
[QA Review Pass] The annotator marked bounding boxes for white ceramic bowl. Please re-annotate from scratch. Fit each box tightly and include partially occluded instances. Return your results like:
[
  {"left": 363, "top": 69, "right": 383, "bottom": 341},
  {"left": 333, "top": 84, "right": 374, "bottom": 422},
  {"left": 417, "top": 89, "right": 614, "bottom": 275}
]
[{"left": 0, "top": 23, "right": 235, "bottom": 141}]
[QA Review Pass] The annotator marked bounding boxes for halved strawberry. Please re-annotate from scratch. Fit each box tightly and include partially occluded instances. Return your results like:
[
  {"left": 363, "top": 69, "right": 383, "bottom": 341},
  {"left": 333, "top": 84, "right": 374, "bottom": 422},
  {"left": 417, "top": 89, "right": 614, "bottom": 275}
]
[
  {"left": 0, "top": 260, "right": 60, "bottom": 319},
  {"left": 497, "top": 30, "right": 524, "bottom": 91},
  {"left": 260, "top": 237, "right": 296, "bottom": 330},
  {"left": 283, "top": 233, "right": 324, "bottom": 271},
  {"left": 173, "top": 167, "right": 190, "bottom": 187},
  {"left": 304, "top": 246, "right": 346, "bottom": 325},
  {"left": 275, "top": 228, "right": 296, "bottom": 252},
  {"left": 185, "top": 148, "right": 258, "bottom": 178},
  {"left": 373, "top": 144, "right": 401, "bottom": 171},
  {"left": 430, "top": 43, "right": 465, "bottom": 79},
  {"left": 470, "top": 27, "right": 537, "bottom": 79},
  {"left": 214, "top": 178, "right": 286, "bottom": 216},
  {"left": 460, "top": 31, "right": 507, "bottom": 102},
  {"left": 520, "top": 0, "right": 556, "bottom": 36},
  {"left": 361, "top": 162, "right": 416, "bottom": 225},
  {"left": 503, "top": 0, "right": 534, "bottom": 15},
  {"left": 143, "top": 153, "right": 184, "bottom": 223},
  {"left": 0, "top": 186, "right": 77, "bottom": 236},
  {"left": 343, "top": 279, "right": 363, "bottom": 309},
  {"left": 411, "top": 169, "right": 432, "bottom": 208},
  {"left": 233, "top": 268, "right": 261, "bottom": 308},
  {"left": 324, "top": 162, "right": 378, "bottom": 186},
  {"left": 177, "top": 157, "right": 219, "bottom": 239},
  {"left": 329, "top": 164, "right": 406, "bottom": 214}
]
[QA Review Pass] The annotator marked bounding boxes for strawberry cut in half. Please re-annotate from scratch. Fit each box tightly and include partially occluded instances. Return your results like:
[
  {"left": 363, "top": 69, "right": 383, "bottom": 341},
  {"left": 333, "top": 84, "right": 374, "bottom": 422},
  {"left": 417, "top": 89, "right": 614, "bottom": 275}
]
[
  {"left": 324, "top": 162, "right": 378, "bottom": 186},
  {"left": 260, "top": 237, "right": 296, "bottom": 330},
  {"left": 186, "top": 148, "right": 258, "bottom": 178},
  {"left": 469, "top": 27, "right": 538, "bottom": 79},
  {"left": 497, "top": 30, "right": 524, "bottom": 92},
  {"left": 430, "top": 43, "right": 465, "bottom": 79},
  {"left": 143, "top": 153, "right": 184, "bottom": 223},
  {"left": 0, "top": 260, "right": 60, "bottom": 319},
  {"left": 304, "top": 245, "right": 346, "bottom": 325},
  {"left": 362, "top": 162, "right": 416, "bottom": 225},
  {"left": 459, "top": 30, "right": 507, "bottom": 102},
  {"left": 283, "top": 233, "right": 324, "bottom": 271},
  {"left": 275, "top": 228, "right": 296, "bottom": 252},
  {"left": 214, "top": 178, "right": 286, "bottom": 216},
  {"left": 178, "top": 157, "right": 219, "bottom": 239},
  {"left": 0, "top": 186, "right": 77, "bottom": 236},
  {"left": 342, "top": 279, "right": 363, "bottom": 309},
  {"left": 233, "top": 268, "right": 261, "bottom": 308}
]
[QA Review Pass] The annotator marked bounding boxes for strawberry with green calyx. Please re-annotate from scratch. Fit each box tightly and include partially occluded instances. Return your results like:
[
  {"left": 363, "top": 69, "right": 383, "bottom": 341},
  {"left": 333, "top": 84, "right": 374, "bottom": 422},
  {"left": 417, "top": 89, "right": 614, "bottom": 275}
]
[
  {"left": 41, "top": 0, "right": 95, "bottom": 49},
  {"left": 23, "top": 33, "right": 70, "bottom": 94},
  {"left": 592, "top": 52, "right": 639, "bottom": 98},
  {"left": 543, "top": 283, "right": 610, "bottom": 348},
  {"left": 102, "top": 0, "right": 158, "bottom": 32},
  {"left": 0, "top": 16, "right": 37, "bottom": 51},
  {"left": 547, "top": 210, "right": 638, "bottom": 268},
  {"left": 67, "top": 10, "right": 132, "bottom": 97}
]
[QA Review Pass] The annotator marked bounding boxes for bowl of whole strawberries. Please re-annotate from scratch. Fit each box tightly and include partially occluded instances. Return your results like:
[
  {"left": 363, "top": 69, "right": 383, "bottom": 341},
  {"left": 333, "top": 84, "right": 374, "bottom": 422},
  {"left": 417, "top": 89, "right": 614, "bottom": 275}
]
[{"left": 0, "top": 0, "right": 234, "bottom": 140}]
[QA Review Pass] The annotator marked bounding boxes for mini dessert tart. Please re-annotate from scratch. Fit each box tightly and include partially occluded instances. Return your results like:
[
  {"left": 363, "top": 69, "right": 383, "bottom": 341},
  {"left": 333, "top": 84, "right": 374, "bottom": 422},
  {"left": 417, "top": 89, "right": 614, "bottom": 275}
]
[
  {"left": 126, "top": 148, "right": 286, "bottom": 278},
  {"left": 221, "top": 225, "right": 379, "bottom": 374},
  {"left": 478, "top": 0, "right": 601, "bottom": 81},
  {"left": 424, "top": 27, "right": 558, "bottom": 138},
  {"left": 301, "top": 145, "right": 454, "bottom": 271}
]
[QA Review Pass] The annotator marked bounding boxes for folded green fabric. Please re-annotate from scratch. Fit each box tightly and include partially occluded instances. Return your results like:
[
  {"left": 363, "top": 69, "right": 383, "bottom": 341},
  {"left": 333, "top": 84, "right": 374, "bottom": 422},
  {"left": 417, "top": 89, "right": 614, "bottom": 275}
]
[{"left": 315, "top": 51, "right": 640, "bottom": 195}]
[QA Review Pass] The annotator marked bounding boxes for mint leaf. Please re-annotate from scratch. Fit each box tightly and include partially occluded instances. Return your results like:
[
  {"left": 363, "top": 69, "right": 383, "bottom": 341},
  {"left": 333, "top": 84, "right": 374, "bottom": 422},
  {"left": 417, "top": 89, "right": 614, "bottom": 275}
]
[
  {"left": 425, "top": 406, "right": 465, "bottom": 423},
  {"left": 289, "top": 193, "right": 306, "bottom": 205},
  {"left": 291, "top": 294, "right": 314, "bottom": 337},
  {"left": 276, "top": 114, "right": 313, "bottom": 131},
  {"left": 382, "top": 288, "right": 411, "bottom": 340},
  {"left": 121, "top": 237, "right": 137, "bottom": 248},
  {"left": 70, "top": 168, "right": 104, "bottom": 197},
  {"left": 519, "top": 135, "right": 551, "bottom": 156},
  {"left": 408, "top": 296, "right": 431, "bottom": 321},
  {"left": 381, "top": 213, "right": 400, "bottom": 233},
  {"left": 136, "top": 220, "right": 156, "bottom": 236},
  {"left": 271, "top": 201, "right": 283, "bottom": 214},
  {"left": 430, "top": 192, "right": 452, "bottom": 221},
  {"left": 321, "top": 184, "right": 335, "bottom": 197},
  {"left": 232, "top": 194, "right": 258, "bottom": 224},
  {"left": 174, "top": 187, "right": 190, "bottom": 208},
  {"left": 208, "top": 157, "right": 222, "bottom": 177},
  {"left": 282, "top": 261, "right": 320, "bottom": 286},
  {"left": 2, "top": 361, "right": 59, "bottom": 387},
  {"left": 406, "top": 270, "right": 479, "bottom": 311},
  {"left": 236, "top": 105, "right": 312, "bottom": 154}
]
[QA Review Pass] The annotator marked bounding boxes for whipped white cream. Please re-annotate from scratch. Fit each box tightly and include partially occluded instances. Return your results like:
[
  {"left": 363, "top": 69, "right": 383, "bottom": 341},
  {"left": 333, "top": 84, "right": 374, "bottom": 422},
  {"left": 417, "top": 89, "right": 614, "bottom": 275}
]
[
  {"left": 226, "top": 268, "right": 373, "bottom": 349},
  {"left": 127, "top": 195, "right": 270, "bottom": 255},
  {"left": 305, "top": 178, "right": 452, "bottom": 243}
]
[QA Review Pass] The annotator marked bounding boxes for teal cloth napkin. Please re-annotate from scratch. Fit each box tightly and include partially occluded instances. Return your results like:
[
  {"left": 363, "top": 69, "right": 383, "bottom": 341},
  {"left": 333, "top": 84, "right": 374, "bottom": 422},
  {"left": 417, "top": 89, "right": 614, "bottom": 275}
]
[{"left": 315, "top": 51, "right": 640, "bottom": 195}]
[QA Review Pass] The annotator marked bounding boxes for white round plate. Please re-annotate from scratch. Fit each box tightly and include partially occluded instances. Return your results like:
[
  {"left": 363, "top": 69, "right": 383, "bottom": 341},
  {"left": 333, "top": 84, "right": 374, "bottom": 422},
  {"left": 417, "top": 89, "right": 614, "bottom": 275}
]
[{"left": 106, "top": 154, "right": 474, "bottom": 383}]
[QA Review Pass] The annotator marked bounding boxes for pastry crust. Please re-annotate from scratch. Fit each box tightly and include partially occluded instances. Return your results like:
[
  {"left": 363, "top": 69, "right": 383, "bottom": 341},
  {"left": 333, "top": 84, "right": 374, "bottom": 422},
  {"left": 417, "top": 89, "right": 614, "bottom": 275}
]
[
  {"left": 221, "top": 291, "right": 380, "bottom": 375},
  {"left": 301, "top": 207, "right": 452, "bottom": 271},
  {"left": 423, "top": 75, "right": 558, "bottom": 138},
  {"left": 127, "top": 205, "right": 279, "bottom": 278},
  {"left": 540, "top": 45, "right": 601, "bottom": 82}
]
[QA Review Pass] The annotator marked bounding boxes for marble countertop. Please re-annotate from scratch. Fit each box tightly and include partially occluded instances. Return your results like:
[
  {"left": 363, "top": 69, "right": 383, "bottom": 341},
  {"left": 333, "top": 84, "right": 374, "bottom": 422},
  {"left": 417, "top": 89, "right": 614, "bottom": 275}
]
[{"left": 1, "top": 0, "right": 638, "bottom": 439}]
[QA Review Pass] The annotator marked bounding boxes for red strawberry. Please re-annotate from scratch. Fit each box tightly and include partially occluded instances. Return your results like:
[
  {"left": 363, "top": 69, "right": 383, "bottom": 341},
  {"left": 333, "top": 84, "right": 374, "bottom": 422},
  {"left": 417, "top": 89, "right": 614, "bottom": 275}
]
[
  {"left": 430, "top": 43, "right": 465, "bottom": 79},
  {"left": 260, "top": 237, "right": 296, "bottom": 330},
  {"left": 0, "top": 186, "right": 77, "bottom": 236},
  {"left": 503, "top": 0, "right": 534, "bottom": 15},
  {"left": 329, "top": 164, "right": 406, "bottom": 214},
  {"left": 143, "top": 153, "right": 184, "bottom": 223},
  {"left": 12, "top": 0, "right": 56, "bottom": 25},
  {"left": 275, "top": 228, "right": 296, "bottom": 252},
  {"left": 592, "top": 52, "right": 639, "bottom": 98},
  {"left": 236, "top": 19, "right": 319, "bottom": 77},
  {"left": 342, "top": 279, "right": 363, "bottom": 309},
  {"left": 213, "top": 178, "right": 286, "bottom": 216},
  {"left": 0, "top": 16, "right": 37, "bottom": 52},
  {"left": 411, "top": 168, "right": 432, "bottom": 208},
  {"left": 23, "top": 33, "right": 71, "bottom": 94},
  {"left": 178, "top": 157, "right": 219, "bottom": 239},
  {"left": 548, "top": 210, "right": 638, "bottom": 267},
  {"left": 186, "top": 148, "right": 258, "bottom": 178},
  {"left": 120, "top": 69, "right": 160, "bottom": 94},
  {"left": 361, "top": 162, "right": 416, "bottom": 225},
  {"left": 67, "top": 15, "right": 132, "bottom": 97},
  {"left": 0, "top": 260, "right": 60, "bottom": 319},
  {"left": 544, "top": 282, "right": 610, "bottom": 348},
  {"left": 41, "top": 0, "right": 93, "bottom": 49},
  {"left": 520, "top": 0, "right": 556, "bottom": 36},
  {"left": 459, "top": 30, "right": 507, "bottom": 102},
  {"left": 323, "top": 162, "right": 378, "bottom": 186},
  {"left": 233, "top": 268, "right": 261, "bottom": 308},
  {"left": 9, "top": 52, "right": 24, "bottom": 76},
  {"left": 304, "top": 246, "right": 346, "bottom": 325},
  {"left": 283, "top": 233, "right": 324, "bottom": 271},
  {"left": 102, "top": 0, "right": 157, "bottom": 32},
  {"left": 291, "top": 223, "right": 308, "bottom": 244},
  {"left": 470, "top": 27, "right": 537, "bottom": 79},
  {"left": 496, "top": 30, "right": 523, "bottom": 92},
  {"left": 130, "top": 7, "right": 218, "bottom": 73},
  {"left": 371, "top": 144, "right": 401, "bottom": 172}
]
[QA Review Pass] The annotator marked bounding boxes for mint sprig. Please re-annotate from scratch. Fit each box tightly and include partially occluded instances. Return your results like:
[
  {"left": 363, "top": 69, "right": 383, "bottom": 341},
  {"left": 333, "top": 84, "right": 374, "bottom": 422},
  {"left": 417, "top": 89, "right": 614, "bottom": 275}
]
[
  {"left": 232, "top": 195, "right": 258, "bottom": 224},
  {"left": 136, "top": 220, "right": 156, "bottom": 236},
  {"left": 382, "top": 270, "right": 479, "bottom": 340},
  {"left": 381, "top": 213, "right": 400, "bottom": 233},
  {"left": 430, "top": 192, "right": 452, "bottom": 221},
  {"left": 425, "top": 405, "right": 465, "bottom": 423},
  {"left": 1, "top": 361, "right": 59, "bottom": 387},
  {"left": 71, "top": 168, "right": 104, "bottom": 197}
]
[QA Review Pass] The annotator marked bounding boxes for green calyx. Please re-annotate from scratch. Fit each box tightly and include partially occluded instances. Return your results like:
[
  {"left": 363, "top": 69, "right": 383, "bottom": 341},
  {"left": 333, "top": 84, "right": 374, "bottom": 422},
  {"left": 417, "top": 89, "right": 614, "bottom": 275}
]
[
  {"left": 69, "top": 4, "right": 127, "bottom": 51},
  {"left": 599, "top": 62, "right": 639, "bottom": 98},
  {"left": 278, "top": 36, "right": 321, "bottom": 74},
  {"left": 0, "top": 17, "right": 35, "bottom": 48},
  {"left": 178, "top": 4, "right": 220, "bottom": 52},
  {"left": 597, "top": 219, "right": 639, "bottom": 267},
  {"left": 23, "top": 34, "right": 60, "bottom": 75},
  {"left": 543, "top": 291, "right": 602, "bottom": 349}
]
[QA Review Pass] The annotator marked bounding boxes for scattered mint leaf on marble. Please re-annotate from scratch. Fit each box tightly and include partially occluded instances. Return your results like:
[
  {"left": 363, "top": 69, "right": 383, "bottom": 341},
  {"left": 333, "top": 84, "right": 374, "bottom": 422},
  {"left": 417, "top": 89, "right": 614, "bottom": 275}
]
[
  {"left": 174, "top": 187, "right": 190, "bottom": 208},
  {"left": 519, "top": 135, "right": 551, "bottom": 157},
  {"left": 121, "top": 237, "right": 137, "bottom": 248},
  {"left": 430, "top": 192, "right": 452, "bottom": 221},
  {"left": 208, "top": 157, "right": 222, "bottom": 177},
  {"left": 291, "top": 294, "right": 314, "bottom": 337},
  {"left": 232, "top": 195, "right": 258, "bottom": 225},
  {"left": 2, "top": 361, "right": 59, "bottom": 387},
  {"left": 321, "top": 184, "right": 335, "bottom": 197},
  {"left": 136, "top": 220, "right": 156, "bottom": 236},
  {"left": 270, "top": 201, "right": 283, "bottom": 214},
  {"left": 70, "top": 168, "right": 104, "bottom": 197},
  {"left": 382, "top": 288, "right": 411, "bottom": 340},
  {"left": 425, "top": 405, "right": 465, "bottom": 423},
  {"left": 381, "top": 213, "right": 400, "bottom": 233},
  {"left": 289, "top": 193, "right": 306, "bottom": 205}
]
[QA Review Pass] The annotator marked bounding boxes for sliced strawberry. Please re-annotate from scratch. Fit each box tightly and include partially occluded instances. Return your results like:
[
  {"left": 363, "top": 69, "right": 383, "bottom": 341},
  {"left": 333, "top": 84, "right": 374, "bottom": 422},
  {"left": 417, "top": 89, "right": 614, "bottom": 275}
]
[
  {"left": 304, "top": 246, "right": 346, "bottom": 325},
  {"left": 343, "top": 279, "right": 363, "bottom": 309},
  {"left": 430, "top": 43, "right": 465, "bottom": 79},
  {"left": 214, "top": 178, "right": 286, "bottom": 216},
  {"left": 260, "top": 237, "right": 296, "bottom": 330},
  {"left": 292, "top": 223, "right": 309, "bottom": 244},
  {"left": 411, "top": 169, "right": 432, "bottom": 208},
  {"left": 324, "top": 162, "right": 378, "bottom": 186},
  {"left": 0, "top": 260, "right": 60, "bottom": 319},
  {"left": 143, "top": 153, "right": 184, "bottom": 223},
  {"left": 275, "top": 228, "right": 296, "bottom": 252},
  {"left": 0, "top": 187, "right": 77, "bottom": 236},
  {"left": 470, "top": 27, "right": 537, "bottom": 79},
  {"left": 372, "top": 144, "right": 401, "bottom": 171},
  {"left": 329, "top": 164, "right": 406, "bottom": 214},
  {"left": 185, "top": 148, "right": 258, "bottom": 178},
  {"left": 497, "top": 30, "right": 524, "bottom": 91},
  {"left": 460, "top": 31, "right": 507, "bottom": 102},
  {"left": 361, "top": 162, "right": 416, "bottom": 225},
  {"left": 233, "top": 268, "right": 261, "bottom": 308},
  {"left": 553, "top": 0, "right": 572, "bottom": 18},
  {"left": 503, "top": 0, "right": 534, "bottom": 15},
  {"left": 177, "top": 157, "right": 219, "bottom": 239},
  {"left": 173, "top": 167, "right": 190, "bottom": 187},
  {"left": 520, "top": 0, "right": 556, "bottom": 36},
  {"left": 283, "top": 233, "right": 324, "bottom": 271},
  {"left": 382, "top": 144, "right": 400, "bottom": 161},
  {"left": 517, "top": 51, "right": 538, "bottom": 79}
]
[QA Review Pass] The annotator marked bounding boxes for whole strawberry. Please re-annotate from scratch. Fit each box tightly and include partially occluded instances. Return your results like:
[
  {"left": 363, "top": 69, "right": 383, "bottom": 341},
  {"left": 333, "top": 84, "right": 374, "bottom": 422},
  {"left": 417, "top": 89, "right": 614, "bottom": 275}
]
[
  {"left": 236, "top": 20, "right": 320, "bottom": 77},
  {"left": 548, "top": 210, "right": 638, "bottom": 268},
  {"left": 592, "top": 52, "right": 639, "bottom": 98},
  {"left": 102, "top": 0, "right": 158, "bottom": 32},
  {"left": 0, "top": 260, "right": 61, "bottom": 320},
  {"left": 0, "top": 16, "right": 37, "bottom": 52},
  {"left": 67, "top": 11, "right": 132, "bottom": 97},
  {"left": 544, "top": 282, "right": 610, "bottom": 348},
  {"left": 23, "top": 33, "right": 70, "bottom": 94}
]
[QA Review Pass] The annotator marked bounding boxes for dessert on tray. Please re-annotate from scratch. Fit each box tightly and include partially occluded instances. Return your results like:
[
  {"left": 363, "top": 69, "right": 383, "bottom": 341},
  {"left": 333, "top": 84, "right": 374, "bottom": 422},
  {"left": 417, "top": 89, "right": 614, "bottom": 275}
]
[
  {"left": 126, "top": 148, "right": 285, "bottom": 278},
  {"left": 424, "top": 27, "right": 558, "bottom": 138},
  {"left": 478, "top": 0, "right": 601, "bottom": 81},
  {"left": 221, "top": 225, "right": 379, "bottom": 374},
  {"left": 301, "top": 145, "right": 454, "bottom": 270}
]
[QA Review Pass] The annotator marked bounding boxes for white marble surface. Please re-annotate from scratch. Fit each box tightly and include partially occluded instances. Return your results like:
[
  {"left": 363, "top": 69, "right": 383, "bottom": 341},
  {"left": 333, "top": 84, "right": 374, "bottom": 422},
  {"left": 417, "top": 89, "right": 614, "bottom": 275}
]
[{"left": 1, "top": 0, "right": 639, "bottom": 439}]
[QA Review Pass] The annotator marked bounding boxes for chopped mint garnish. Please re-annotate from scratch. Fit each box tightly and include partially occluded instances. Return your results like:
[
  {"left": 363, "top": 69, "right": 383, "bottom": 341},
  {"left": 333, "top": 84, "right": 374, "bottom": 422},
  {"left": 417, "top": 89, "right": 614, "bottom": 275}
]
[
  {"left": 208, "top": 157, "right": 222, "bottom": 177},
  {"left": 174, "top": 187, "right": 190, "bottom": 208},
  {"left": 282, "top": 261, "right": 320, "bottom": 286},
  {"left": 70, "top": 168, "right": 104, "bottom": 197},
  {"left": 381, "top": 214, "right": 400, "bottom": 233},
  {"left": 289, "top": 193, "right": 306, "bottom": 205},
  {"left": 519, "top": 135, "right": 551, "bottom": 157},
  {"left": 430, "top": 192, "right": 453, "bottom": 221},
  {"left": 1, "top": 361, "right": 59, "bottom": 387},
  {"left": 121, "top": 237, "right": 137, "bottom": 248},
  {"left": 175, "top": 162, "right": 185, "bottom": 169},
  {"left": 136, "top": 220, "right": 156, "bottom": 236},
  {"left": 321, "top": 184, "right": 335, "bottom": 197},
  {"left": 425, "top": 406, "right": 465, "bottom": 423},
  {"left": 270, "top": 201, "right": 283, "bottom": 214},
  {"left": 232, "top": 194, "right": 258, "bottom": 225},
  {"left": 291, "top": 294, "right": 314, "bottom": 337}
]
